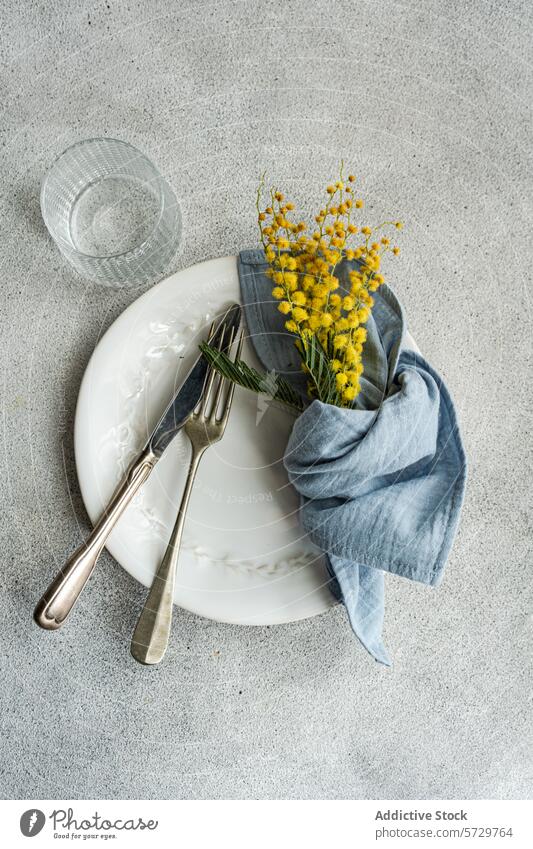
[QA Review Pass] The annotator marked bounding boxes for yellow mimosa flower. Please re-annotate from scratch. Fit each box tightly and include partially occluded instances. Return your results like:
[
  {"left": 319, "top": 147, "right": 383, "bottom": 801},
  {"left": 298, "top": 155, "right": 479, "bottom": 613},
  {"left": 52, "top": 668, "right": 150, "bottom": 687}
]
[
  {"left": 292, "top": 307, "right": 308, "bottom": 322},
  {"left": 256, "top": 169, "right": 403, "bottom": 406},
  {"left": 336, "top": 372, "right": 348, "bottom": 389}
]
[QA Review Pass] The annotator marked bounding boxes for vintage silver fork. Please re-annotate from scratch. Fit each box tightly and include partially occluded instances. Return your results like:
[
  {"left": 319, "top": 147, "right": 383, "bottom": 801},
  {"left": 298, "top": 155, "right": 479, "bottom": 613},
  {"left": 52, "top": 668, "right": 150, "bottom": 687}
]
[{"left": 130, "top": 326, "right": 244, "bottom": 665}]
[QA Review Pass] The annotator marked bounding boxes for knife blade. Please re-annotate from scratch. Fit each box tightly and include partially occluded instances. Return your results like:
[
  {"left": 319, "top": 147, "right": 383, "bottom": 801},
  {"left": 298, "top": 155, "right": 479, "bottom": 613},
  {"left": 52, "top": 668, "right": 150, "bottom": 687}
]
[{"left": 34, "top": 302, "right": 242, "bottom": 630}]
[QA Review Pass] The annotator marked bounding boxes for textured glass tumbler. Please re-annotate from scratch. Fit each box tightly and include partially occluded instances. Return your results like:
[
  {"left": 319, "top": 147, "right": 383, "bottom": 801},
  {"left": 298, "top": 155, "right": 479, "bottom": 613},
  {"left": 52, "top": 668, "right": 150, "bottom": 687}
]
[{"left": 41, "top": 138, "right": 181, "bottom": 287}]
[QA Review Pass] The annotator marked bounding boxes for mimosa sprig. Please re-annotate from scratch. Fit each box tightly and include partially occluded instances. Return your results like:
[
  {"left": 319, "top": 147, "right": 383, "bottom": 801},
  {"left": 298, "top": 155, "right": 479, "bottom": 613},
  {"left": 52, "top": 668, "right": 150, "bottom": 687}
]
[{"left": 201, "top": 168, "right": 403, "bottom": 411}]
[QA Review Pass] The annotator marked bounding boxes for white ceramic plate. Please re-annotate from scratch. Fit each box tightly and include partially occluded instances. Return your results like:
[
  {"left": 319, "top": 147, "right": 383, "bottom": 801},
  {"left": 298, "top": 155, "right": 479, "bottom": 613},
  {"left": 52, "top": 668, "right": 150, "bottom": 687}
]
[{"left": 76, "top": 256, "right": 417, "bottom": 625}]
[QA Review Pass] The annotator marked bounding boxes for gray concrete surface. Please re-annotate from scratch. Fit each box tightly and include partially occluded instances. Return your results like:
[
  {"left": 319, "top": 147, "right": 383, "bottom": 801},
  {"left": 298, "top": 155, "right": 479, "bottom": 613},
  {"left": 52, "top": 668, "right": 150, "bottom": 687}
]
[{"left": 1, "top": 0, "right": 531, "bottom": 800}]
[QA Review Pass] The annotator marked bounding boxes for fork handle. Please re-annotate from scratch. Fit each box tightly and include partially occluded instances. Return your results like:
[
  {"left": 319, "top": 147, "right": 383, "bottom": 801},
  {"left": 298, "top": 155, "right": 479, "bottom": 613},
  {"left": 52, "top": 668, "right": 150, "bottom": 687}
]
[
  {"left": 130, "top": 446, "right": 206, "bottom": 664},
  {"left": 34, "top": 447, "right": 157, "bottom": 630}
]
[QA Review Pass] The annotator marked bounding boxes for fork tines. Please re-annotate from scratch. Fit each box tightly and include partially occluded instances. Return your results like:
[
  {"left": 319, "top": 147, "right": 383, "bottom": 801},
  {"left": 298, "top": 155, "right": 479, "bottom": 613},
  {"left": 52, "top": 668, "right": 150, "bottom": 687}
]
[{"left": 197, "top": 321, "right": 244, "bottom": 424}]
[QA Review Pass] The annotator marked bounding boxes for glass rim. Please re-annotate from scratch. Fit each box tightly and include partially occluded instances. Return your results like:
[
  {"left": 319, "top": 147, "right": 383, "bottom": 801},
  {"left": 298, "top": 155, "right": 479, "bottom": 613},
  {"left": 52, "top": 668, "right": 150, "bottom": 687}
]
[{"left": 40, "top": 137, "right": 170, "bottom": 261}]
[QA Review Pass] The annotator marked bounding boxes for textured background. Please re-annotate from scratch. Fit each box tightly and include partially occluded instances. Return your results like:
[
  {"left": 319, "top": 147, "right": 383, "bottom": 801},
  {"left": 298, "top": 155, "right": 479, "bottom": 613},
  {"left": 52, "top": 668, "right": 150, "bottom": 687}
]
[{"left": 1, "top": 0, "right": 531, "bottom": 800}]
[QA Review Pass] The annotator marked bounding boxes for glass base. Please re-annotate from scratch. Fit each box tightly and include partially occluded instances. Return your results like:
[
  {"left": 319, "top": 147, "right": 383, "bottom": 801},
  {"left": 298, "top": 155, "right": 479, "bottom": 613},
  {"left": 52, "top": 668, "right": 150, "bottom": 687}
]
[{"left": 69, "top": 176, "right": 161, "bottom": 257}]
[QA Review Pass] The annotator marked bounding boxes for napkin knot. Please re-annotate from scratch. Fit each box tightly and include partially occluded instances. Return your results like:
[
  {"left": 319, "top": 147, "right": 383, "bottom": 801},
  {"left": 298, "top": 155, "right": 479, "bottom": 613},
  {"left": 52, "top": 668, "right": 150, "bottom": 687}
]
[{"left": 238, "top": 250, "right": 467, "bottom": 665}]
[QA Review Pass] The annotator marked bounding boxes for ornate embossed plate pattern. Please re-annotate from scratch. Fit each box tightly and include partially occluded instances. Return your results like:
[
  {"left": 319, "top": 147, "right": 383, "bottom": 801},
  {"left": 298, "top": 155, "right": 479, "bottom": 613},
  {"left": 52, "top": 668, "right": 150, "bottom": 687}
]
[{"left": 75, "top": 256, "right": 335, "bottom": 625}]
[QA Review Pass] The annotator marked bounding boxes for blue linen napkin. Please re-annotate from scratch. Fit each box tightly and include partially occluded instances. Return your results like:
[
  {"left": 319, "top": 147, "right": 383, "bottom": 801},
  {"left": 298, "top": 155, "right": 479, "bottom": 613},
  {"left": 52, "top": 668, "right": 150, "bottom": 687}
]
[{"left": 238, "top": 249, "right": 467, "bottom": 665}]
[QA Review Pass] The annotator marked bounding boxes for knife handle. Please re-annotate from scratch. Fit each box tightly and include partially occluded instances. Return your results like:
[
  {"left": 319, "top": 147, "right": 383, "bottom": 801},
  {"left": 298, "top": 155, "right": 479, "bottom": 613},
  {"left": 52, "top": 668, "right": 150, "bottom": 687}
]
[{"left": 34, "top": 447, "right": 157, "bottom": 630}]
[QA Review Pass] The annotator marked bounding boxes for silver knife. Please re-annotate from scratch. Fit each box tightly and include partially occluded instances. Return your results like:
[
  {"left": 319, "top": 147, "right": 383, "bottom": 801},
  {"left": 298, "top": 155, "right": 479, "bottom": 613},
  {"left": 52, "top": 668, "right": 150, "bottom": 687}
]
[{"left": 34, "top": 303, "right": 242, "bottom": 630}]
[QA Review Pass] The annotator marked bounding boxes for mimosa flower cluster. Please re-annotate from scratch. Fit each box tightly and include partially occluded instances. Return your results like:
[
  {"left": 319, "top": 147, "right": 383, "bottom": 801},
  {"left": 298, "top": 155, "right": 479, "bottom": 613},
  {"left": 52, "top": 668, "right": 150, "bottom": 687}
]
[{"left": 257, "top": 172, "right": 402, "bottom": 406}]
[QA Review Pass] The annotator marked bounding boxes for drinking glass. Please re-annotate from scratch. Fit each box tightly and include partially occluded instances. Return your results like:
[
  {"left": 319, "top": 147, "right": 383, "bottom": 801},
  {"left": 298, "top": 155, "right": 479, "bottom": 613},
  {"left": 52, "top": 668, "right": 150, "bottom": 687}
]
[{"left": 40, "top": 138, "right": 181, "bottom": 287}]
